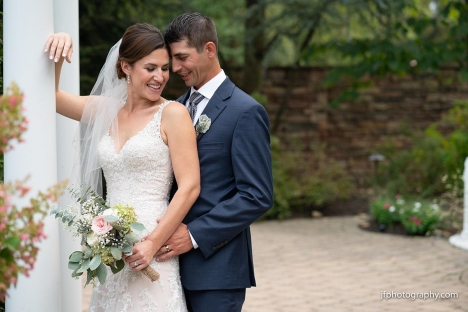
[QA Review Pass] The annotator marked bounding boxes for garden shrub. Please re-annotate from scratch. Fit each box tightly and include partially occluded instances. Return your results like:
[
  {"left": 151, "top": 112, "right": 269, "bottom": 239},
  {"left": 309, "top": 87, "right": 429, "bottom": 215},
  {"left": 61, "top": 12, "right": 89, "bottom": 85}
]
[
  {"left": 369, "top": 194, "right": 441, "bottom": 236},
  {"left": 265, "top": 135, "right": 355, "bottom": 220}
]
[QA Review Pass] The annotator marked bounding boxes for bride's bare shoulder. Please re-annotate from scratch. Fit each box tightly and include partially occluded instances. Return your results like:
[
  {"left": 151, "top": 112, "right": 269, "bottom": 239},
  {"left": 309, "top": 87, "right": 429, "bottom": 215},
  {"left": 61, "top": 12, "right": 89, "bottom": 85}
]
[{"left": 161, "top": 101, "right": 190, "bottom": 118}]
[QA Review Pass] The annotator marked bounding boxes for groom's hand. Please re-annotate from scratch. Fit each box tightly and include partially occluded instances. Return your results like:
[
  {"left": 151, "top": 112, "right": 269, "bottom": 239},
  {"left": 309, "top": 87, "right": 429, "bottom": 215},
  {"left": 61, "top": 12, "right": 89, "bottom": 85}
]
[{"left": 155, "top": 222, "right": 193, "bottom": 262}]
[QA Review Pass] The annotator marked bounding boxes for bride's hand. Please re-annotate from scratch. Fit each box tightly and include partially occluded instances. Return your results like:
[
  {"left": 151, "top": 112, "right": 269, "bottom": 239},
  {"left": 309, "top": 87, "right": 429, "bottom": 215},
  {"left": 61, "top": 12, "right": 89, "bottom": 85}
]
[
  {"left": 44, "top": 32, "right": 73, "bottom": 63},
  {"left": 125, "top": 240, "right": 158, "bottom": 271}
]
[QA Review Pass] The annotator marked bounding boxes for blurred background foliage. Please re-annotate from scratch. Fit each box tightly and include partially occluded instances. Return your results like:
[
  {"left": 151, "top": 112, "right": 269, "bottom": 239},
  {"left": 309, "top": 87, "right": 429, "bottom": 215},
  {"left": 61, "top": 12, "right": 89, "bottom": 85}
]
[{"left": 1, "top": 0, "right": 468, "bottom": 224}]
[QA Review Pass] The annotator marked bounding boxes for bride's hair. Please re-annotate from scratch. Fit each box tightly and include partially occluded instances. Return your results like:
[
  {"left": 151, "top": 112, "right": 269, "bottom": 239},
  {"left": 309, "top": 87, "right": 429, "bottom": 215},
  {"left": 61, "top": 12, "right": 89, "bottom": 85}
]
[{"left": 115, "top": 23, "right": 166, "bottom": 79}]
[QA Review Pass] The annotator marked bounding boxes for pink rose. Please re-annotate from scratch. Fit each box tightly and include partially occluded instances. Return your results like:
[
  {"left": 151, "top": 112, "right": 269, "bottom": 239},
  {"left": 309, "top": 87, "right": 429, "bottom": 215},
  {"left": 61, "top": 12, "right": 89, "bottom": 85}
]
[{"left": 91, "top": 215, "right": 113, "bottom": 235}]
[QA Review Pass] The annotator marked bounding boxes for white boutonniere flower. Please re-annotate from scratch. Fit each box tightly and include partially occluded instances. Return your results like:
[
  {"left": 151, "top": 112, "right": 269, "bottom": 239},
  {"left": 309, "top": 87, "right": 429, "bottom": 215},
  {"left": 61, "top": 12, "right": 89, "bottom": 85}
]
[{"left": 195, "top": 114, "right": 211, "bottom": 136}]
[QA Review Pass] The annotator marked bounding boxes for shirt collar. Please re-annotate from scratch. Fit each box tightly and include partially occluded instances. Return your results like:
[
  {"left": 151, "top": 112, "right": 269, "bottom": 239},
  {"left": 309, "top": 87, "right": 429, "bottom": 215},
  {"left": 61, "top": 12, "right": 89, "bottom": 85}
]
[{"left": 190, "top": 70, "right": 226, "bottom": 100}]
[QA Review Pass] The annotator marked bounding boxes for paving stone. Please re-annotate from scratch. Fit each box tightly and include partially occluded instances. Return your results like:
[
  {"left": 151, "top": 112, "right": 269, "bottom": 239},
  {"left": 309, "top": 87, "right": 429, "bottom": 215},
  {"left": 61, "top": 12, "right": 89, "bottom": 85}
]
[{"left": 81, "top": 217, "right": 468, "bottom": 311}]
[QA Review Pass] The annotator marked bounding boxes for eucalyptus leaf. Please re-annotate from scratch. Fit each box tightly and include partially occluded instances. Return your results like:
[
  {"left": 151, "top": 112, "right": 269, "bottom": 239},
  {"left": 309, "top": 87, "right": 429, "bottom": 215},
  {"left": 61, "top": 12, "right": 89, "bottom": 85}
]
[
  {"left": 89, "top": 254, "right": 102, "bottom": 270},
  {"left": 68, "top": 261, "right": 80, "bottom": 270},
  {"left": 124, "top": 233, "right": 139, "bottom": 245},
  {"left": 130, "top": 222, "right": 145, "bottom": 232},
  {"left": 69, "top": 251, "right": 84, "bottom": 262},
  {"left": 83, "top": 247, "right": 92, "bottom": 259},
  {"left": 121, "top": 242, "right": 132, "bottom": 254},
  {"left": 78, "top": 259, "right": 91, "bottom": 272},
  {"left": 104, "top": 215, "right": 119, "bottom": 223},
  {"left": 85, "top": 270, "right": 93, "bottom": 286},
  {"left": 96, "top": 263, "right": 107, "bottom": 284},
  {"left": 71, "top": 267, "right": 83, "bottom": 278},
  {"left": 110, "top": 259, "right": 125, "bottom": 274},
  {"left": 110, "top": 247, "right": 122, "bottom": 260}
]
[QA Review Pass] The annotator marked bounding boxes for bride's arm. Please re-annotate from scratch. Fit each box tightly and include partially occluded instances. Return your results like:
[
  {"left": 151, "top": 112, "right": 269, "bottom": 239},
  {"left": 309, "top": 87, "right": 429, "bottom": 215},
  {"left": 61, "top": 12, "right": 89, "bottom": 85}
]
[
  {"left": 128, "top": 102, "right": 200, "bottom": 269},
  {"left": 45, "top": 33, "right": 88, "bottom": 121}
]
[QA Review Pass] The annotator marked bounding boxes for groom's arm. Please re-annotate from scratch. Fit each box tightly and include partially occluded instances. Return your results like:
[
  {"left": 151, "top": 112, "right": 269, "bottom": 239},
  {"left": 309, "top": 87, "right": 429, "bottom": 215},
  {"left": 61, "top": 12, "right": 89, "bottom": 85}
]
[
  {"left": 155, "top": 102, "right": 273, "bottom": 261},
  {"left": 187, "top": 103, "right": 273, "bottom": 258}
]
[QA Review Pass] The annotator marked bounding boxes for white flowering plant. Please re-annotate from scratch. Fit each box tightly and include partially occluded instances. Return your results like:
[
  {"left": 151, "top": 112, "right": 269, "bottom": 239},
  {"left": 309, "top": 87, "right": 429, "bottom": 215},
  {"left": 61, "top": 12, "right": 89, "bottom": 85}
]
[
  {"left": 51, "top": 187, "right": 159, "bottom": 286},
  {"left": 369, "top": 194, "right": 441, "bottom": 235}
]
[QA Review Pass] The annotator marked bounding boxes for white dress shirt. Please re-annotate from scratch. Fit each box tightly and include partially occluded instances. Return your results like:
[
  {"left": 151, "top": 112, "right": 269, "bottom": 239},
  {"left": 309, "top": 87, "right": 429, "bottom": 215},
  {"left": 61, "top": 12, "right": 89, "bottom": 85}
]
[
  {"left": 185, "top": 70, "right": 227, "bottom": 125},
  {"left": 184, "top": 70, "right": 227, "bottom": 249}
]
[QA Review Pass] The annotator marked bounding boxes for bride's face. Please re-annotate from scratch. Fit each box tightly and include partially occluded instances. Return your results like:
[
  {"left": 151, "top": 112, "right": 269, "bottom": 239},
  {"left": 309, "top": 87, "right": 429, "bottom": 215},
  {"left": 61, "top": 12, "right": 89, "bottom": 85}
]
[{"left": 127, "top": 48, "right": 170, "bottom": 103}]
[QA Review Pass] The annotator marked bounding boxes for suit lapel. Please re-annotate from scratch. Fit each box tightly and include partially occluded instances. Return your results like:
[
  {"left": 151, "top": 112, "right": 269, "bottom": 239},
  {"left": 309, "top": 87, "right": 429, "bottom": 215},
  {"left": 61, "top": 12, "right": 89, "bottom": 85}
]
[{"left": 195, "top": 77, "right": 234, "bottom": 142}]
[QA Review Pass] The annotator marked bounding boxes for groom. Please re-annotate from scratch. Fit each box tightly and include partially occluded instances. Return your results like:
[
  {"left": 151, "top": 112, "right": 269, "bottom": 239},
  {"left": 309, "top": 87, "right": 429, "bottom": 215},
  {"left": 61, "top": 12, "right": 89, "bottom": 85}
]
[{"left": 155, "top": 12, "right": 273, "bottom": 312}]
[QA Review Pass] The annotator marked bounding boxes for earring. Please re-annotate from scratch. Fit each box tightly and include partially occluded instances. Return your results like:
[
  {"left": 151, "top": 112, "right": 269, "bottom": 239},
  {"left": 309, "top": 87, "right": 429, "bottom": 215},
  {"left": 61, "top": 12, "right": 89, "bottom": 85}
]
[{"left": 127, "top": 75, "right": 130, "bottom": 84}]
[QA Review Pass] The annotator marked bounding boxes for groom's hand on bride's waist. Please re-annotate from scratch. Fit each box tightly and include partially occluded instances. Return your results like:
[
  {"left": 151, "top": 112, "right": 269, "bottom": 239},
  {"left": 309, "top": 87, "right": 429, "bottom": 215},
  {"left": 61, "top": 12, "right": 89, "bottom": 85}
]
[{"left": 155, "top": 221, "right": 193, "bottom": 262}]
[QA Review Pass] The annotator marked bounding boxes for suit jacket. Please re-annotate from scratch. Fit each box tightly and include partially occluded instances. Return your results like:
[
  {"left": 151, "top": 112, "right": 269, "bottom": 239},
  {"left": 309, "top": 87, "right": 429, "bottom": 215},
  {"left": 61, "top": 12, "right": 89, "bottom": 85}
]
[{"left": 176, "top": 77, "right": 273, "bottom": 290}]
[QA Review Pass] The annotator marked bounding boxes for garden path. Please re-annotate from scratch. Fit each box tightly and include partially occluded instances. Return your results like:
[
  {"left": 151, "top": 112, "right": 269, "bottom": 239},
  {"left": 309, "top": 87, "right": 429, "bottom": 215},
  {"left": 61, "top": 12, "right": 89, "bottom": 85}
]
[{"left": 82, "top": 216, "right": 468, "bottom": 311}]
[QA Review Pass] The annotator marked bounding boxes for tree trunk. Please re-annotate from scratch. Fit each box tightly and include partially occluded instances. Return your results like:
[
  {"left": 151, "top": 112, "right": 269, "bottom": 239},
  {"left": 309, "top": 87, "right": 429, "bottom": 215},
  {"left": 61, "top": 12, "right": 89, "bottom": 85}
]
[{"left": 243, "top": 0, "right": 265, "bottom": 94}]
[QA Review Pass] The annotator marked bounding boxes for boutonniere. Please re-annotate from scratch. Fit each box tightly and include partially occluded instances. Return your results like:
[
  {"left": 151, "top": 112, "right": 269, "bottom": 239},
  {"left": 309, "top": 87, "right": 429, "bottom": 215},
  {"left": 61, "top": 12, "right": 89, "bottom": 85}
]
[{"left": 195, "top": 114, "right": 211, "bottom": 136}]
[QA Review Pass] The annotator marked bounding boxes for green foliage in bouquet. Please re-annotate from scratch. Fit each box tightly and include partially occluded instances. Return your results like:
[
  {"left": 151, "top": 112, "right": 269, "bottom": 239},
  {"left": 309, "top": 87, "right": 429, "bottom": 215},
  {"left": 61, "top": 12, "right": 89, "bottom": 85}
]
[{"left": 51, "top": 187, "right": 146, "bottom": 286}]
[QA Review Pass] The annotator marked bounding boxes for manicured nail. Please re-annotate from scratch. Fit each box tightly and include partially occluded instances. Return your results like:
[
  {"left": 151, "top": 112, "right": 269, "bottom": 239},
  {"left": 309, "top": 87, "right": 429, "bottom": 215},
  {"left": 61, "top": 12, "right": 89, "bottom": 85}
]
[
  {"left": 44, "top": 49, "right": 48, "bottom": 52},
  {"left": 62, "top": 53, "right": 66, "bottom": 57},
  {"left": 49, "top": 55, "right": 53, "bottom": 60},
  {"left": 54, "top": 57, "right": 58, "bottom": 62}
]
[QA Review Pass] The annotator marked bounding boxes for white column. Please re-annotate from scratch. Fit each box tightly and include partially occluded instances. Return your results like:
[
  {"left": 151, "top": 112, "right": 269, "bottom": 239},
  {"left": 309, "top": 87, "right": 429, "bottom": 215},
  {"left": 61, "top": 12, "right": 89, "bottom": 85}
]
[
  {"left": 4, "top": 0, "right": 61, "bottom": 311},
  {"left": 449, "top": 157, "right": 468, "bottom": 250},
  {"left": 54, "top": 0, "right": 82, "bottom": 311}
]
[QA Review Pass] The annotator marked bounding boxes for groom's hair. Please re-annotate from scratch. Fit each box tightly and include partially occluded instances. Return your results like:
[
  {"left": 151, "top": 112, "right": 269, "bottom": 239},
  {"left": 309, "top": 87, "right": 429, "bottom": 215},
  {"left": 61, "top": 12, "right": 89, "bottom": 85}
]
[
  {"left": 164, "top": 12, "right": 218, "bottom": 54},
  {"left": 116, "top": 23, "right": 166, "bottom": 79}
]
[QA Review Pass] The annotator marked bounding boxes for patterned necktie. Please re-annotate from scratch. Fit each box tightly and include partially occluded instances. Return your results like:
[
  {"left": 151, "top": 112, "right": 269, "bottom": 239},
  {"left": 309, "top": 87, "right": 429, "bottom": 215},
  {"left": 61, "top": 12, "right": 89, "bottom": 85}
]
[{"left": 188, "top": 91, "right": 205, "bottom": 121}]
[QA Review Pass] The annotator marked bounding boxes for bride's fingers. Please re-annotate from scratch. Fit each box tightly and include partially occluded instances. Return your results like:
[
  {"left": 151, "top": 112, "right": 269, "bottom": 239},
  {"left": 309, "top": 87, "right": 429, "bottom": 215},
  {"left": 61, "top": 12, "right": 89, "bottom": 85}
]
[{"left": 44, "top": 35, "right": 55, "bottom": 53}]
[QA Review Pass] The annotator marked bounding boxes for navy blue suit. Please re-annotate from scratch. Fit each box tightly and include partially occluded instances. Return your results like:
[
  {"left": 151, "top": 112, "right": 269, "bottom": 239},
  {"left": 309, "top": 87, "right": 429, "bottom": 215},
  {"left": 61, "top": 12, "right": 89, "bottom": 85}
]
[{"left": 176, "top": 77, "right": 273, "bottom": 310}]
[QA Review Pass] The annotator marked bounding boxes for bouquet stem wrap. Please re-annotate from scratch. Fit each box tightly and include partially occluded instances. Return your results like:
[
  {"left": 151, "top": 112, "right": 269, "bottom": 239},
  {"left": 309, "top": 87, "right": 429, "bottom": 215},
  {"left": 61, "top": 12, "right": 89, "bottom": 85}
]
[{"left": 141, "top": 266, "right": 160, "bottom": 282}]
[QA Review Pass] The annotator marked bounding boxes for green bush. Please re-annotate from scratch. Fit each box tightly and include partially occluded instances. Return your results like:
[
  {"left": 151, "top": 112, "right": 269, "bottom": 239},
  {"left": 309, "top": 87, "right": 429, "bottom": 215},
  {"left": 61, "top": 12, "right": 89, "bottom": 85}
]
[
  {"left": 376, "top": 100, "right": 468, "bottom": 198},
  {"left": 369, "top": 195, "right": 441, "bottom": 236},
  {"left": 265, "top": 135, "right": 355, "bottom": 219}
]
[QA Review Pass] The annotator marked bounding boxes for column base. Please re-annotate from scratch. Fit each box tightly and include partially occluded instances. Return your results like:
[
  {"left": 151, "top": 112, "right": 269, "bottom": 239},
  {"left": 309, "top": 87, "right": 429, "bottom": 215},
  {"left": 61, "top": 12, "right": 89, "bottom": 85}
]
[{"left": 449, "top": 234, "right": 468, "bottom": 251}]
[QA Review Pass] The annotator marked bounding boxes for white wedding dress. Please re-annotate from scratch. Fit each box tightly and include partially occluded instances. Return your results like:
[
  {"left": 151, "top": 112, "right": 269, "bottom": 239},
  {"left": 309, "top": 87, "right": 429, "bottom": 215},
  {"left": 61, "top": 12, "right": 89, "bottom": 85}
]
[{"left": 89, "top": 101, "right": 187, "bottom": 312}]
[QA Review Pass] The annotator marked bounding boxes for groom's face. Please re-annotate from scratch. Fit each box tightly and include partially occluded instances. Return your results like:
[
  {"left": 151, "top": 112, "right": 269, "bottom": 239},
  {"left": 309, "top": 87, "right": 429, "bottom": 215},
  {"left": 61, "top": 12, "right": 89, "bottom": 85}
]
[{"left": 169, "top": 39, "right": 210, "bottom": 90}]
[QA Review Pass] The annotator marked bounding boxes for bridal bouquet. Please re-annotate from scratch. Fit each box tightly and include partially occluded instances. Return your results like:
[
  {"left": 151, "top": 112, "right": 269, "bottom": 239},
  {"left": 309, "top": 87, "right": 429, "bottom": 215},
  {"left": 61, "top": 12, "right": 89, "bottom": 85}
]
[{"left": 51, "top": 187, "right": 159, "bottom": 286}]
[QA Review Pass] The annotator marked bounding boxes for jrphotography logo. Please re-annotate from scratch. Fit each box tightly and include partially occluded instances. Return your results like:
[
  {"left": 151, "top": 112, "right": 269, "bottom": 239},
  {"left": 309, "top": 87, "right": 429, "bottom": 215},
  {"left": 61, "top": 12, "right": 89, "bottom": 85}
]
[{"left": 380, "top": 291, "right": 459, "bottom": 301}]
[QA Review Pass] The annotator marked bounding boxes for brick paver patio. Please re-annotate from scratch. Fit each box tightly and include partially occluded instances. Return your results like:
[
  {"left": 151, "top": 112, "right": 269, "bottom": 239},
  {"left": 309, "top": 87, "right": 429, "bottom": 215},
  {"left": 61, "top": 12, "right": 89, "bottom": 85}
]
[{"left": 82, "top": 216, "right": 468, "bottom": 311}]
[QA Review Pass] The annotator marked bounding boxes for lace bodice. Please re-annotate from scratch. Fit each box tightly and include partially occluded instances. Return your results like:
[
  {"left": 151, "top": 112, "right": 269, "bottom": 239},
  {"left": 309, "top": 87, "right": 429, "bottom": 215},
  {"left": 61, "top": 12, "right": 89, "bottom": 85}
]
[
  {"left": 89, "top": 101, "right": 187, "bottom": 312},
  {"left": 99, "top": 101, "right": 173, "bottom": 208}
]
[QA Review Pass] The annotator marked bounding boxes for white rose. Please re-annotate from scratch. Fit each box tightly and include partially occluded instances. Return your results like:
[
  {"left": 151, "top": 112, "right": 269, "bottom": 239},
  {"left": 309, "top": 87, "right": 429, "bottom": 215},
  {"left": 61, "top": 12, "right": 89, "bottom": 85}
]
[
  {"left": 86, "top": 232, "right": 99, "bottom": 246},
  {"left": 102, "top": 208, "right": 125, "bottom": 230}
]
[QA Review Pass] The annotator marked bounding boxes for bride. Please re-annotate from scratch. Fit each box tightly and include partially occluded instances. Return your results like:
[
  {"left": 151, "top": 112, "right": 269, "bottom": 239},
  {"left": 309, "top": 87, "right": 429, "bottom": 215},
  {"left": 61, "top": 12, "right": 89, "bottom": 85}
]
[{"left": 45, "top": 23, "right": 199, "bottom": 311}]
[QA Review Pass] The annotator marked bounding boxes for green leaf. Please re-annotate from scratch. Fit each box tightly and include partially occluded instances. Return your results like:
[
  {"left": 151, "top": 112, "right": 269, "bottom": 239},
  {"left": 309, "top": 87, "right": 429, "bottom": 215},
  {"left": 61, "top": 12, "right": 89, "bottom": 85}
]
[
  {"left": 83, "top": 247, "right": 92, "bottom": 259},
  {"left": 68, "top": 261, "right": 80, "bottom": 270},
  {"left": 104, "top": 215, "right": 118, "bottom": 223},
  {"left": 69, "top": 251, "right": 84, "bottom": 262},
  {"left": 110, "top": 247, "right": 122, "bottom": 260},
  {"left": 5, "top": 237, "right": 20, "bottom": 250},
  {"left": 85, "top": 270, "right": 93, "bottom": 286},
  {"left": 130, "top": 222, "right": 145, "bottom": 232},
  {"left": 110, "top": 259, "right": 125, "bottom": 274},
  {"left": 124, "top": 233, "right": 140, "bottom": 245},
  {"left": 71, "top": 267, "right": 83, "bottom": 278},
  {"left": 77, "top": 258, "right": 91, "bottom": 274},
  {"left": 0, "top": 248, "right": 14, "bottom": 262},
  {"left": 96, "top": 263, "right": 107, "bottom": 284},
  {"left": 89, "top": 254, "right": 102, "bottom": 270},
  {"left": 121, "top": 242, "right": 132, "bottom": 254}
]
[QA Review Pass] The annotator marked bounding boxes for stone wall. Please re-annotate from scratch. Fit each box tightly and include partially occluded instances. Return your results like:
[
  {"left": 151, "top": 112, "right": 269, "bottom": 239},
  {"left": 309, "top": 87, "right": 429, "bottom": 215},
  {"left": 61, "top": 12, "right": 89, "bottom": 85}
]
[{"left": 163, "top": 67, "right": 468, "bottom": 184}]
